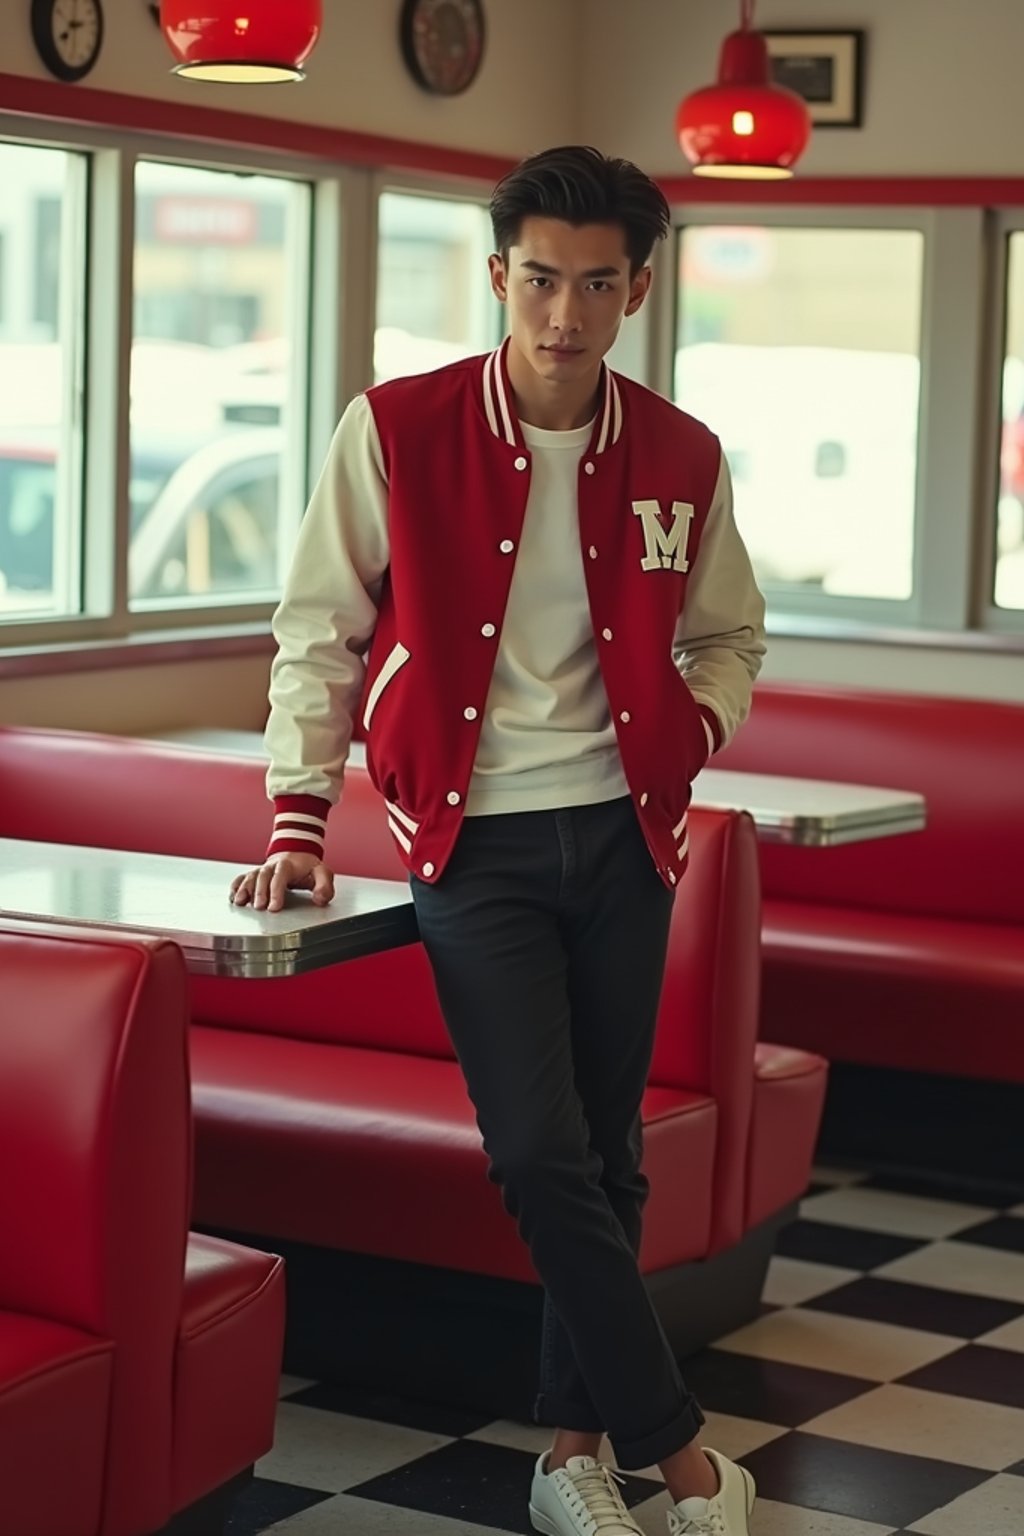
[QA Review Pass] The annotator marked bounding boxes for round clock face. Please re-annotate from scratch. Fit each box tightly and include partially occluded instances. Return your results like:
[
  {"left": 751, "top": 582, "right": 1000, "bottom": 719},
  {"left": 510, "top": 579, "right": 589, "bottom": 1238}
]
[
  {"left": 401, "top": 0, "right": 485, "bottom": 96},
  {"left": 31, "top": 0, "right": 105, "bottom": 83}
]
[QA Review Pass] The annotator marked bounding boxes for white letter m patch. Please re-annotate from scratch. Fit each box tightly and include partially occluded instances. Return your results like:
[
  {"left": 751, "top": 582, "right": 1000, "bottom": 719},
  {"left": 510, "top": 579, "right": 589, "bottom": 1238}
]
[{"left": 632, "top": 500, "right": 695, "bottom": 573}]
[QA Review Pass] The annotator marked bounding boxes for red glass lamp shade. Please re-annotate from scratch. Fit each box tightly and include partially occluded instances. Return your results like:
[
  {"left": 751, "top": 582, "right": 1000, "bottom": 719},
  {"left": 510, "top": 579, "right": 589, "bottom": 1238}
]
[
  {"left": 677, "top": 27, "right": 811, "bottom": 179},
  {"left": 160, "top": 0, "right": 322, "bottom": 83}
]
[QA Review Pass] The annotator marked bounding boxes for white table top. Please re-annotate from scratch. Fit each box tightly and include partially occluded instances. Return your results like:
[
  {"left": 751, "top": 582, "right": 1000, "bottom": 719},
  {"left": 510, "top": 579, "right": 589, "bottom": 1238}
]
[
  {"left": 0, "top": 838, "right": 417, "bottom": 978},
  {"left": 149, "top": 729, "right": 927, "bottom": 847}
]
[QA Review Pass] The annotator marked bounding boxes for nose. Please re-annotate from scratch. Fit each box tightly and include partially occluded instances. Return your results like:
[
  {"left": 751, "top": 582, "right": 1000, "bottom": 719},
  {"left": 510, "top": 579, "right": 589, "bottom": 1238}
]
[{"left": 549, "top": 290, "right": 583, "bottom": 333}]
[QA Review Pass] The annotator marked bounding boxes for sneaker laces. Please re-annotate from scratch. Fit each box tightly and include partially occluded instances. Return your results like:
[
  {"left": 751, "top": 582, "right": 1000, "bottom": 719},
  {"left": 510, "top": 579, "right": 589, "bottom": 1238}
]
[
  {"left": 667, "top": 1509, "right": 725, "bottom": 1536},
  {"left": 559, "top": 1460, "right": 641, "bottom": 1533}
]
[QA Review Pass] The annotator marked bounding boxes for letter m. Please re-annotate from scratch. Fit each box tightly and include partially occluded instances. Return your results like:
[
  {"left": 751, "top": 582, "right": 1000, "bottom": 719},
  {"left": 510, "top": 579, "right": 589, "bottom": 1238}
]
[{"left": 632, "top": 500, "right": 695, "bottom": 573}]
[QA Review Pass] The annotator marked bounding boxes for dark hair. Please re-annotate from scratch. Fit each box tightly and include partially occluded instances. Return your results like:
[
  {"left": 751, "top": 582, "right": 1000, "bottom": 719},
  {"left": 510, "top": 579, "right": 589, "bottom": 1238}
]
[{"left": 490, "top": 145, "right": 670, "bottom": 276}]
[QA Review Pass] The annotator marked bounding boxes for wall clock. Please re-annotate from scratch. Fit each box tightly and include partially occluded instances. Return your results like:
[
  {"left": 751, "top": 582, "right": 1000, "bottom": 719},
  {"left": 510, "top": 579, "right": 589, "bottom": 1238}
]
[
  {"left": 400, "top": 0, "right": 485, "bottom": 96},
  {"left": 31, "top": 0, "right": 104, "bottom": 83}
]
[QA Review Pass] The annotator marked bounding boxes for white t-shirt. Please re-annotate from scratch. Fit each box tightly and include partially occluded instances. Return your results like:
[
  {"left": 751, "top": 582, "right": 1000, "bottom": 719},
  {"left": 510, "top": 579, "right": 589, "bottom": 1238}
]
[{"left": 464, "top": 418, "right": 630, "bottom": 816}]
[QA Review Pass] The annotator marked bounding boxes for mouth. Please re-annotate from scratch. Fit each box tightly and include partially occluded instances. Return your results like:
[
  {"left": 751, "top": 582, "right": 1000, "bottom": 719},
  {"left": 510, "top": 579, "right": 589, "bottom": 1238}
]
[{"left": 544, "top": 345, "right": 585, "bottom": 357}]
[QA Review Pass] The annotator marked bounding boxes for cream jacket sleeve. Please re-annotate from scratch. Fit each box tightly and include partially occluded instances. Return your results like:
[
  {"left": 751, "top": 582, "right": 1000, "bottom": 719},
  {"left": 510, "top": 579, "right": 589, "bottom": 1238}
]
[
  {"left": 673, "top": 448, "right": 767, "bottom": 751},
  {"left": 264, "top": 394, "right": 390, "bottom": 806}
]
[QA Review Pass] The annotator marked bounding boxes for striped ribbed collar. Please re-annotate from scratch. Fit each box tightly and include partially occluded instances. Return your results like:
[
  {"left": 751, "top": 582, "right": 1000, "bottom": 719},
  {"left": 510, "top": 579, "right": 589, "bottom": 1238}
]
[{"left": 482, "top": 337, "right": 623, "bottom": 454}]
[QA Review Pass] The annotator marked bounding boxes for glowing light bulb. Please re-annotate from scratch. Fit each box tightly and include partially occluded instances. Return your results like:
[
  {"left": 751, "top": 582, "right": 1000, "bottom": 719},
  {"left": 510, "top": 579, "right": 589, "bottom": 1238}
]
[{"left": 732, "top": 110, "right": 755, "bottom": 135}]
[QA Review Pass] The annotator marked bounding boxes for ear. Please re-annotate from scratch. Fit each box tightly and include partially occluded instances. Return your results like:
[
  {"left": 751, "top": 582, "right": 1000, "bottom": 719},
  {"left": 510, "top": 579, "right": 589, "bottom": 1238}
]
[
  {"left": 624, "top": 265, "right": 653, "bottom": 319},
  {"left": 488, "top": 252, "right": 509, "bottom": 303}
]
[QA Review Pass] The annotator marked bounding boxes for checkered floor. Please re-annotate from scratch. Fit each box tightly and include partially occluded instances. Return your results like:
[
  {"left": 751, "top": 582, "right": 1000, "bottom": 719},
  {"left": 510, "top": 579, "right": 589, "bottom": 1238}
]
[{"left": 228, "top": 1165, "right": 1024, "bottom": 1536}]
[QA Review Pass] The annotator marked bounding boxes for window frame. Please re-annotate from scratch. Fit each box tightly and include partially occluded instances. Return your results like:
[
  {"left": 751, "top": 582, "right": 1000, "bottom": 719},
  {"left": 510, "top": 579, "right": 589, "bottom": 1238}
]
[{"left": 666, "top": 201, "right": 1001, "bottom": 635}]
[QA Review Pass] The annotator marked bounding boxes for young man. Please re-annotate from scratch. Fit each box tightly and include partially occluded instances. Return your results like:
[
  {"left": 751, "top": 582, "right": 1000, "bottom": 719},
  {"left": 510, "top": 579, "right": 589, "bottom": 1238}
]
[{"left": 232, "top": 145, "right": 766, "bottom": 1536}]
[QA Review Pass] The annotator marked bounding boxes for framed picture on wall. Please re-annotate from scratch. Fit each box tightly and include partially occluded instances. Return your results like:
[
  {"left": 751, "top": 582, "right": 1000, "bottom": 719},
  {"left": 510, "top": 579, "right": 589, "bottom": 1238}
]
[{"left": 762, "top": 29, "right": 865, "bottom": 127}]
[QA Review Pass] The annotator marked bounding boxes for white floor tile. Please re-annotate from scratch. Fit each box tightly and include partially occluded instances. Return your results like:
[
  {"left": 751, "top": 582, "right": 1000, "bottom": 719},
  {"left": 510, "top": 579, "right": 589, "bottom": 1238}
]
[
  {"left": 257, "top": 1401, "right": 455, "bottom": 1494},
  {"left": 715, "top": 1308, "right": 961, "bottom": 1382},
  {"left": 975, "top": 1313, "right": 1024, "bottom": 1353},
  {"left": 802, "top": 1383, "right": 1024, "bottom": 1471},
  {"left": 799, "top": 1186, "right": 994, "bottom": 1240},
  {"left": 875, "top": 1241, "right": 1024, "bottom": 1305},
  {"left": 762, "top": 1255, "right": 860, "bottom": 1307},
  {"left": 265, "top": 1491, "right": 513, "bottom": 1535},
  {"left": 464, "top": 1419, "right": 557, "bottom": 1456},
  {"left": 906, "top": 1471, "right": 1024, "bottom": 1535}
]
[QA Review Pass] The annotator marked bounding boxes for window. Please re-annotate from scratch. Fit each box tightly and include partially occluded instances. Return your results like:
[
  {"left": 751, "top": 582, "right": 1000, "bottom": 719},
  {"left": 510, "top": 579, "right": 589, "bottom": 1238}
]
[
  {"left": 996, "top": 233, "right": 1024, "bottom": 612},
  {"left": 0, "top": 143, "right": 85, "bottom": 621},
  {"left": 375, "top": 191, "right": 499, "bottom": 382},
  {"left": 675, "top": 225, "right": 924, "bottom": 604},
  {"left": 129, "top": 161, "right": 311, "bottom": 608}
]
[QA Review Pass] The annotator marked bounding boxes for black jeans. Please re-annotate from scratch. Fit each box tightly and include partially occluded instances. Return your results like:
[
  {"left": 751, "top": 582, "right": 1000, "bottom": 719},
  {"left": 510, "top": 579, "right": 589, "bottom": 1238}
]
[{"left": 409, "top": 793, "right": 706, "bottom": 1471}]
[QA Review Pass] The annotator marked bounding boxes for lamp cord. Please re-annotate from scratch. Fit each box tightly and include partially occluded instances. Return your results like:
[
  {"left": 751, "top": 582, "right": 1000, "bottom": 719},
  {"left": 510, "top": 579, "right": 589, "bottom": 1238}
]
[{"left": 740, "top": 0, "right": 755, "bottom": 29}]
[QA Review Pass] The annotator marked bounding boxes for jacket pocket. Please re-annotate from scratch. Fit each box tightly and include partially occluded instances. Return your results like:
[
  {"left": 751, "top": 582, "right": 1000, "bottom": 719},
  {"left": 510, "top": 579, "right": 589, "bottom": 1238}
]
[{"left": 362, "top": 641, "right": 410, "bottom": 730}]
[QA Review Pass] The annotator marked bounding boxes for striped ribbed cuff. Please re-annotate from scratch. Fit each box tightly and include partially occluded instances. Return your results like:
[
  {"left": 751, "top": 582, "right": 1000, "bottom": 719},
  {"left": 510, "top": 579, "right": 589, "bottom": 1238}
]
[{"left": 267, "top": 795, "right": 331, "bottom": 860}]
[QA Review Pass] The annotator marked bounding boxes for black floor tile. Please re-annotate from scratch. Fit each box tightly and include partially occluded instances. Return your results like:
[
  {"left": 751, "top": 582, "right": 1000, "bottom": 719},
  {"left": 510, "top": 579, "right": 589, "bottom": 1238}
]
[
  {"left": 951, "top": 1215, "right": 1024, "bottom": 1254},
  {"left": 1007, "top": 1459, "right": 1024, "bottom": 1475},
  {"left": 738, "top": 1431, "right": 989, "bottom": 1528},
  {"left": 863, "top": 1169, "right": 1024, "bottom": 1210},
  {"left": 774, "top": 1218, "right": 925, "bottom": 1271},
  {"left": 286, "top": 1379, "right": 494, "bottom": 1437},
  {"left": 679, "top": 1346, "right": 872, "bottom": 1426},
  {"left": 225, "top": 1477, "right": 333, "bottom": 1536},
  {"left": 803, "top": 1275, "right": 1024, "bottom": 1339},
  {"left": 898, "top": 1343, "right": 1024, "bottom": 1411},
  {"left": 345, "top": 1437, "right": 658, "bottom": 1535}
]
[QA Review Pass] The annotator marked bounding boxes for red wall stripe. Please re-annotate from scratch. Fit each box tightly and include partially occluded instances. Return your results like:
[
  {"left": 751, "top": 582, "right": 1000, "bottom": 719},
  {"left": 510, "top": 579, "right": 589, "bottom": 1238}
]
[{"left": 3, "top": 72, "right": 1024, "bottom": 207}]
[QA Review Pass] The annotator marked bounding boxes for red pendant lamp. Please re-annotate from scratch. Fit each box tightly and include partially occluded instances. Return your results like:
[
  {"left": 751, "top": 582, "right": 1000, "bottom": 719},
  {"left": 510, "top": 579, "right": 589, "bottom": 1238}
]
[
  {"left": 676, "top": 0, "right": 811, "bottom": 179},
  {"left": 160, "top": 0, "right": 322, "bottom": 83}
]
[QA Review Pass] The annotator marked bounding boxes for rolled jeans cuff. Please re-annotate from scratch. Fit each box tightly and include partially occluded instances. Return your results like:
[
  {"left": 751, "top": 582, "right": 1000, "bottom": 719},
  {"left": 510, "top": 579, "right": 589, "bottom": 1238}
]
[
  {"left": 532, "top": 1390, "right": 606, "bottom": 1434},
  {"left": 610, "top": 1392, "right": 706, "bottom": 1471}
]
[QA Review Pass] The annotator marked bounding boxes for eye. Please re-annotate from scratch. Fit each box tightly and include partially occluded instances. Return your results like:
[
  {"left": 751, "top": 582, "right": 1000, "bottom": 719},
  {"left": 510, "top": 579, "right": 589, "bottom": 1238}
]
[
  {"left": 528, "top": 276, "right": 552, "bottom": 289},
  {"left": 588, "top": 280, "right": 613, "bottom": 292}
]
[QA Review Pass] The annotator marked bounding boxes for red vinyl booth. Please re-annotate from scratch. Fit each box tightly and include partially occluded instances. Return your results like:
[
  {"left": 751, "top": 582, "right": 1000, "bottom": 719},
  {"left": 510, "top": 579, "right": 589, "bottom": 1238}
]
[
  {"left": 712, "top": 683, "right": 1024, "bottom": 1084},
  {"left": 0, "top": 918, "right": 285, "bottom": 1536}
]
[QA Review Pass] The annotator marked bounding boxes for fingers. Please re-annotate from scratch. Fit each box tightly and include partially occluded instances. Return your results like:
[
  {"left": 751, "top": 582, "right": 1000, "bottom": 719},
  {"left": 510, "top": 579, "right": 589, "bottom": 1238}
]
[{"left": 229, "top": 858, "right": 333, "bottom": 912}]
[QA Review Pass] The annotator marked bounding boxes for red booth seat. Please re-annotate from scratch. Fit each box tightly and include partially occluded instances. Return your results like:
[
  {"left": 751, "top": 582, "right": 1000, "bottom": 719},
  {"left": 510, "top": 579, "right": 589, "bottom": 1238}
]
[
  {"left": 0, "top": 726, "right": 827, "bottom": 1339},
  {"left": 0, "top": 919, "right": 285, "bottom": 1536},
  {"left": 712, "top": 684, "right": 1024, "bottom": 1083}
]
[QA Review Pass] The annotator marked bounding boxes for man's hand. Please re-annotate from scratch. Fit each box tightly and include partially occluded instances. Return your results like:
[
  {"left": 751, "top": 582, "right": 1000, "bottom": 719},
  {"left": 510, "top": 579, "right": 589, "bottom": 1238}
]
[{"left": 230, "top": 851, "right": 335, "bottom": 913}]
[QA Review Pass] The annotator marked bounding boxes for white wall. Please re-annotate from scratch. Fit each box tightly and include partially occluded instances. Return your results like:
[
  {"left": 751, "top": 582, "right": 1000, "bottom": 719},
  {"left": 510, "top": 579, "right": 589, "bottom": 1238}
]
[
  {"left": 3, "top": 0, "right": 581, "bottom": 161},
  {"left": 580, "top": 0, "right": 1024, "bottom": 177}
]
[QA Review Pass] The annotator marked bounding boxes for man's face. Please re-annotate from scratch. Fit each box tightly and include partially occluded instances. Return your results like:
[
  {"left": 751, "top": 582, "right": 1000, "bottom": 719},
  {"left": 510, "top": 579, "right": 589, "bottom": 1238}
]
[{"left": 488, "top": 216, "right": 651, "bottom": 385}]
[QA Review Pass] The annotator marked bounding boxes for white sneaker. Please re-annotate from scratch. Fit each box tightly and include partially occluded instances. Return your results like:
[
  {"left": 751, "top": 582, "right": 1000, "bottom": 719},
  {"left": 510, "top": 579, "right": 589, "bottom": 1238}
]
[
  {"left": 529, "top": 1450, "right": 646, "bottom": 1535},
  {"left": 665, "top": 1447, "right": 756, "bottom": 1535}
]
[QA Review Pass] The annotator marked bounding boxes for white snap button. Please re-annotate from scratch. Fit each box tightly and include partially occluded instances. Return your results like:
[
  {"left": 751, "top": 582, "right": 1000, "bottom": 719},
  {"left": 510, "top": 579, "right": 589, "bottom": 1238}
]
[
  {"left": 619, "top": 711, "right": 631, "bottom": 723},
  {"left": 464, "top": 707, "right": 478, "bottom": 721},
  {"left": 602, "top": 628, "right": 613, "bottom": 641},
  {"left": 499, "top": 539, "right": 515, "bottom": 554},
  {"left": 422, "top": 862, "right": 435, "bottom": 878},
  {"left": 447, "top": 792, "right": 461, "bottom": 806},
  {"left": 640, "top": 792, "right": 648, "bottom": 807},
  {"left": 481, "top": 622, "right": 496, "bottom": 637},
  {"left": 584, "top": 461, "right": 595, "bottom": 475},
  {"left": 514, "top": 455, "right": 528, "bottom": 471},
  {"left": 588, "top": 545, "right": 598, "bottom": 560},
  {"left": 668, "top": 871, "right": 677, "bottom": 885}
]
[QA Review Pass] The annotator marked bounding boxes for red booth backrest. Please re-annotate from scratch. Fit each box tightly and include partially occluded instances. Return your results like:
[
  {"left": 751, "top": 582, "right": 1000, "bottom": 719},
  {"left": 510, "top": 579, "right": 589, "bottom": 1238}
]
[
  {"left": 0, "top": 920, "right": 191, "bottom": 1535},
  {"left": 713, "top": 684, "right": 1024, "bottom": 926}
]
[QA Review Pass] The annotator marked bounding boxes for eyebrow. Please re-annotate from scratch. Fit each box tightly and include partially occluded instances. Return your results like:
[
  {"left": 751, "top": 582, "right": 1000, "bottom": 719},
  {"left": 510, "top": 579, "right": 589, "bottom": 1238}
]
[{"left": 519, "top": 259, "right": 623, "bottom": 279}]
